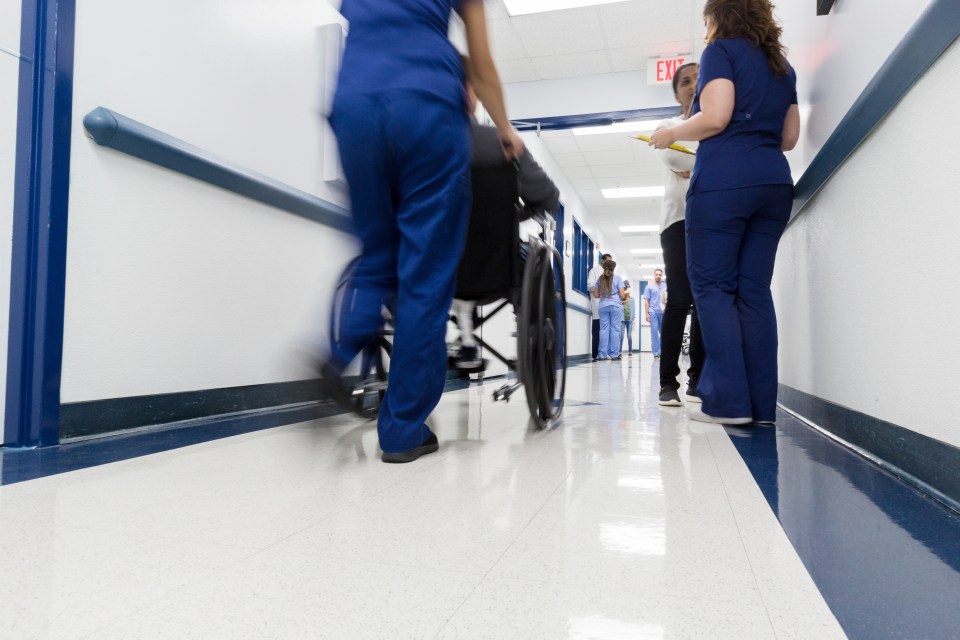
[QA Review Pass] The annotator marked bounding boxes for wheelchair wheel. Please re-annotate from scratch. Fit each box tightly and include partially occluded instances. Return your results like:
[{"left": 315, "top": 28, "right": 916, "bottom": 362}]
[
  {"left": 518, "top": 243, "right": 567, "bottom": 428},
  {"left": 330, "top": 258, "right": 391, "bottom": 419}
]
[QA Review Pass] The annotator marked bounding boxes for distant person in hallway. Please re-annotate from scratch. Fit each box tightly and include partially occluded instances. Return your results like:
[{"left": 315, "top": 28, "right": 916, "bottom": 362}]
[
  {"left": 650, "top": 0, "right": 800, "bottom": 425},
  {"left": 322, "top": 0, "right": 523, "bottom": 463},
  {"left": 654, "top": 62, "right": 706, "bottom": 408},
  {"left": 451, "top": 61, "right": 561, "bottom": 370},
  {"left": 594, "top": 259, "right": 626, "bottom": 361},
  {"left": 642, "top": 269, "right": 667, "bottom": 359},
  {"left": 587, "top": 250, "right": 611, "bottom": 361},
  {"left": 620, "top": 281, "right": 634, "bottom": 355}
]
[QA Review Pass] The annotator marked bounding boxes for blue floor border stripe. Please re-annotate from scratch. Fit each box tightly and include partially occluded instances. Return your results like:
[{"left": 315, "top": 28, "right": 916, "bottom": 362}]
[{"left": 726, "top": 412, "right": 960, "bottom": 639}]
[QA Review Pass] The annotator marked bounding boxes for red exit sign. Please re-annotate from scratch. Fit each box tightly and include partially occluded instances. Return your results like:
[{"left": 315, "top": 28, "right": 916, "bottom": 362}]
[{"left": 647, "top": 56, "right": 690, "bottom": 85}]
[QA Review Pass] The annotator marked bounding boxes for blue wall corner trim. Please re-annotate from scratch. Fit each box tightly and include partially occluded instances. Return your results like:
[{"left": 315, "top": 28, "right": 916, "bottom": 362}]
[
  {"left": 791, "top": 0, "right": 960, "bottom": 221},
  {"left": 5, "top": 0, "right": 77, "bottom": 448},
  {"left": 82, "top": 107, "right": 354, "bottom": 234}
]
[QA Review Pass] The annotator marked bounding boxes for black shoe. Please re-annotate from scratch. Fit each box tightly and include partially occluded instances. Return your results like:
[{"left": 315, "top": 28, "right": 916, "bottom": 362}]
[
  {"left": 684, "top": 386, "right": 702, "bottom": 403},
  {"left": 612, "top": 355, "right": 622, "bottom": 361},
  {"left": 454, "top": 345, "right": 484, "bottom": 371},
  {"left": 317, "top": 359, "right": 356, "bottom": 413},
  {"left": 382, "top": 433, "right": 439, "bottom": 463},
  {"left": 658, "top": 386, "right": 682, "bottom": 406}
]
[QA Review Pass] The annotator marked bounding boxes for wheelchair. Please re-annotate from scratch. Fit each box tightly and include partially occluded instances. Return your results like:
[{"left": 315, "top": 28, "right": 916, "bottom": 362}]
[{"left": 330, "top": 163, "right": 567, "bottom": 429}]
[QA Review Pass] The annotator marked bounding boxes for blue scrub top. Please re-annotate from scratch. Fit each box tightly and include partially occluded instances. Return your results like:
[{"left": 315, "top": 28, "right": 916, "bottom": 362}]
[
  {"left": 690, "top": 37, "right": 798, "bottom": 193},
  {"left": 598, "top": 275, "right": 624, "bottom": 309},
  {"left": 337, "top": 0, "right": 473, "bottom": 109}
]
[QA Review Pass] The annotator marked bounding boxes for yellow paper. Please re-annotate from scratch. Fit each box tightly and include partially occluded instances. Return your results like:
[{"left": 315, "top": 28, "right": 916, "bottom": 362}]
[{"left": 632, "top": 134, "right": 696, "bottom": 155}]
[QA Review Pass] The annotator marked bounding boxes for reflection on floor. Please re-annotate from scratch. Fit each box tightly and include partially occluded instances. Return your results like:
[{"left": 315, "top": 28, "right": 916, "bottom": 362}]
[{"left": 0, "top": 354, "right": 955, "bottom": 638}]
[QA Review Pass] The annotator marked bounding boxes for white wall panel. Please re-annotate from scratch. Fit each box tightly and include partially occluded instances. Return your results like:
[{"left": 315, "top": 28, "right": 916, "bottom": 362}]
[
  {"left": 777, "top": 0, "right": 933, "bottom": 175},
  {"left": 1, "top": 0, "right": 21, "bottom": 54},
  {"left": 0, "top": 51, "right": 19, "bottom": 424},
  {"left": 773, "top": 38, "right": 960, "bottom": 448},
  {"left": 63, "top": 0, "right": 352, "bottom": 401}
]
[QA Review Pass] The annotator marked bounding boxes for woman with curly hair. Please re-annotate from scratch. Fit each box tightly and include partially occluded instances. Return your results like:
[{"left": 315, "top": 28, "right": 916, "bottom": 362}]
[{"left": 650, "top": 0, "right": 800, "bottom": 425}]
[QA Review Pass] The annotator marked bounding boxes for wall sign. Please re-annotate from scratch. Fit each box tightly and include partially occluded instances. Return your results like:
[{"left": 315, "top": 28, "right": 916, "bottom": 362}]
[{"left": 647, "top": 55, "right": 691, "bottom": 85}]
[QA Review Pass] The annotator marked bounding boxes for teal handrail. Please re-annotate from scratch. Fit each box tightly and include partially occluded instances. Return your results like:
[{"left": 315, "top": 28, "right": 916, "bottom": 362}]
[{"left": 83, "top": 107, "right": 353, "bottom": 233}]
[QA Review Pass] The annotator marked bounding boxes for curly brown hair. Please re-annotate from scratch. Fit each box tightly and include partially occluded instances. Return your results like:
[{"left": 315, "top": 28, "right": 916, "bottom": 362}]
[{"left": 703, "top": 0, "right": 789, "bottom": 76}]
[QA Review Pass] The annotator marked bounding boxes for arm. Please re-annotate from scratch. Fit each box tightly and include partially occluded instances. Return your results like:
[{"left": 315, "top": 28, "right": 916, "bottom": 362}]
[
  {"left": 619, "top": 288, "right": 628, "bottom": 301},
  {"left": 650, "top": 79, "right": 734, "bottom": 149},
  {"left": 654, "top": 121, "right": 696, "bottom": 175},
  {"left": 460, "top": 1, "right": 523, "bottom": 160},
  {"left": 518, "top": 152, "right": 560, "bottom": 214},
  {"left": 593, "top": 288, "right": 600, "bottom": 299},
  {"left": 781, "top": 104, "right": 800, "bottom": 151}
]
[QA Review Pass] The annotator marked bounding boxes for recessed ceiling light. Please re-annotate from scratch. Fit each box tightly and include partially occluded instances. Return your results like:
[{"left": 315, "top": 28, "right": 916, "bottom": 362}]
[
  {"left": 630, "top": 249, "right": 663, "bottom": 256},
  {"left": 637, "top": 263, "right": 665, "bottom": 270},
  {"left": 572, "top": 121, "right": 658, "bottom": 137},
  {"left": 603, "top": 187, "right": 665, "bottom": 199},
  {"left": 503, "top": 0, "right": 629, "bottom": 16},
  {"left": 619, "top": 225, "right": 660, "bottom": 234}
]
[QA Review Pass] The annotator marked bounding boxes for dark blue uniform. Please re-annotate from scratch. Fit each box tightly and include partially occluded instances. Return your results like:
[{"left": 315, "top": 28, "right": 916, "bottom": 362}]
[
  {"left": 686, "top": 37, "right": 798, "bottom": 421},
  {"left": 329, "top": 0, "right": 474, "bottom": 453}
]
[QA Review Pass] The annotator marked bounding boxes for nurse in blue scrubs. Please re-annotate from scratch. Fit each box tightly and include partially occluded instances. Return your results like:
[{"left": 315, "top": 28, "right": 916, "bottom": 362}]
[
  {"left": 650, "top": 0, "right": 801, "bottom": 425},
  {"left": 325, "top": 0, "right": 523, "bottom": 462}
]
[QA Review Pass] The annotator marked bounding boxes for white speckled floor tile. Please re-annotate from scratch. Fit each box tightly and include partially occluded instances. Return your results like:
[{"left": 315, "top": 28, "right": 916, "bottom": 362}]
[{"left": 2, "top": 356, "right": 845, "bottom": 639}]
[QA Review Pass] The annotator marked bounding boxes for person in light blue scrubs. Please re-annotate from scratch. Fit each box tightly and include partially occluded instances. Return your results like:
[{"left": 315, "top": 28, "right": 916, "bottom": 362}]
[
  {"left": 650, "top": 0, "right": 800, "bottom": 425},
  {"left": 594, "top": 260, "right": 626, "bottom": 361},
  {"left": 324, "top": 0, "right": 523, "bottom": 463},
  {"left": 642, "top": 269, "right": 667, "bottom": 358}
]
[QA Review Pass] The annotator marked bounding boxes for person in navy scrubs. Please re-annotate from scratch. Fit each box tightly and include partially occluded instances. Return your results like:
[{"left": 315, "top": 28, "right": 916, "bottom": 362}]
[
  {"left": 323, "top": 0, "right": 523, "bottom": 463},
  {"left": 650, "top": 0, "right": 800, "bottom": 425}
]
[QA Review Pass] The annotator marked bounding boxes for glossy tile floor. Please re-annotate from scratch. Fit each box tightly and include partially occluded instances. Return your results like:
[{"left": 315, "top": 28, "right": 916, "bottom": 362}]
[{"left": 0, "top": 355, "right": 862, "bottom": 638}]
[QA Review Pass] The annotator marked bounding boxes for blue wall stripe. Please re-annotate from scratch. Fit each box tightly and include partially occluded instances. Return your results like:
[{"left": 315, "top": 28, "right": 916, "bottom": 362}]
[
  {"left": 82, "top": 107, "right": 354, "bottom": 233},
  {"left": 4, "top": 0, "right": 77, "bottom": 448},
  {"left": 792, "top": 0, "right": 960, "bottom": 220},
  {"left": 512, "top": 106, "right": 681, "bottom": 133},
  {"left": 566, "top": 301, "right": 591, "bottom": 316}
]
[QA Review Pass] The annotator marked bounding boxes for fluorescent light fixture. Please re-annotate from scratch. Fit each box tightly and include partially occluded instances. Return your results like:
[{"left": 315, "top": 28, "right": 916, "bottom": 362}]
[
  {"left": 602, "top": 187, "right": 665, "bottom": 199},
  {"left": 572, "top": 121, "right": 658, "bottom": 137},
  {"left": 504, "top": 0, "right": 629, "bottom": 16},
  {"left": 630, "top": 249, "right": 663, "bottom": 256},
  {"left": 619, "top": 225, "right": 660, "bottom": 234},
  {"left": 638, "top": 263, "right": 665, "bottom": 270}
]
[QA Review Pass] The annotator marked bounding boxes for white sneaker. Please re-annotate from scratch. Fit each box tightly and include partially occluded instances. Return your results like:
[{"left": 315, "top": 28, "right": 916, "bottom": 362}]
[{"left": 687, "top": 407, "right": 752, "bottom": 425}]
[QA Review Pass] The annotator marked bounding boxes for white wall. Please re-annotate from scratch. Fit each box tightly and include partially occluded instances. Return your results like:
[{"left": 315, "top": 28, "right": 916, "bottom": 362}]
[
  {"left": 777, "top": 0, "right": 933, "bottom": 176},
  {"left": 522, "top": 131, "right": 615, "bottom": 358},
  {"left": 773, "top": 38, "right": 960, "bottom": 449},
  {"left": 63, "top": 0, "right": 355, "bottom": 401},
  {"left": 506, "top": 70, "right": 680, "bottom": 122},
  {"left": 0, "top": 2, "right": 22, "bottom": 425}
]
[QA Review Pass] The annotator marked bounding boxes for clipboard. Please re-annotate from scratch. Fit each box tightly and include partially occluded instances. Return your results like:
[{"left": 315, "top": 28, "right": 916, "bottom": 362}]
[{"left": 631, "top": 134, "right": 696, "bottom": 155}]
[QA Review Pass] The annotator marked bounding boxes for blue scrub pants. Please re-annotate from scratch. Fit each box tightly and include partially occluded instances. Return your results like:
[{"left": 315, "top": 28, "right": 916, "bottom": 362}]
[
  {"left": 329, "top": 91, "right": 471, "bottom": 453},
  {"left": 649, "top": 309, "right": 663, "bottom": 356},
  {"left": 621, "top": 319, "right": 633, "bottom": 353},
  {"left": 598, "top": 305, "right": 623, "bottom": 358},
  {"left": 686, "top": 184, "right": 792, "bottom": 421}
]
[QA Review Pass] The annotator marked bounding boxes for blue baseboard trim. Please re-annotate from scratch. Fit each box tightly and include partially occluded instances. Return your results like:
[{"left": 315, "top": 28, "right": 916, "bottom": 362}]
[
  {"left": 82, "top": 107, "right": 354, "bottom": 233},
  {"left": 1, "top": 373, "right": 472, "bottom": 485},
  {"left": 791, "top": 0, "right": 960, "bottom": 221},
  {"left": 778, "top": 384, "right": 960, "bottom": 514}
]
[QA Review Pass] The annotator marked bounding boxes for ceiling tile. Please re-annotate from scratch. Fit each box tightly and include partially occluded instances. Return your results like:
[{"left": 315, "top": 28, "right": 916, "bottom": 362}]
[
  {"left": 590, "top": 163, "right": 643, "bottom": 179},
  {"left": 574, "top": 134, "right": 637, "bottom": 153},
  {"left": 560, "top": 166, "right": 595, "bottom": 180},
  {"left": 485, "top": 0, "right": 509, "bottom": 20},
  {"left": 599, "top": 1, "right": 695, "bottom": 50},
  {"left": 541, "top": 134, "right": 582, "bottom": 155},
  {"left": 583, "top": 149, "right": 635, "bottom": 166},
  {"left": 532, "top": 50, "right": 611, "bottom": 80},
  {"left": 510, "top": 7, "right": 607, "bottom": 57},
  {"left": 488, "top": 19, "right": 529, "bottom": 61},
  {"left": 550, "top": 151, "right": 588, "bottom": 167},
  {"left": 571, "top": 177, "right": 599, "bottom": 190},
  {"left": 497, "top": 58, "right": 539, "bottom": 83}
]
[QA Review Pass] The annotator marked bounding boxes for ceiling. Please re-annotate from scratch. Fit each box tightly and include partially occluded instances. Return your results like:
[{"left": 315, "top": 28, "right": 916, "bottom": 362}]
[{"left": 482, "top": 0, "right": 707, "bottom": 281}]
